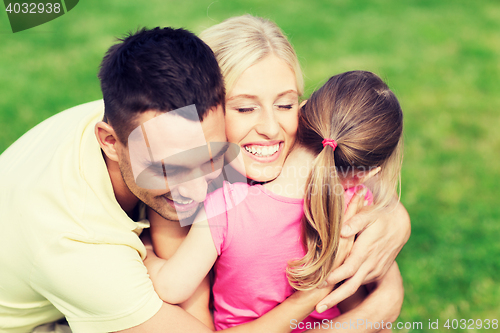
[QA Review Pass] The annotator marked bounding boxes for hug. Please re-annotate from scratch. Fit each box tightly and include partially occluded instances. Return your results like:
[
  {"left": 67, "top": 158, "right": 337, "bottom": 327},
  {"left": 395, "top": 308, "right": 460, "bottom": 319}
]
[{"left": 0, "top": 14, "right": 410, "bottom": 333}]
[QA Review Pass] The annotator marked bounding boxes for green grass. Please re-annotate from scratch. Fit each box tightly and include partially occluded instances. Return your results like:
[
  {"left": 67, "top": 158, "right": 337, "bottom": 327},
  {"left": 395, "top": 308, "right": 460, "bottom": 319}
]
[{"left": 2, "top": 0, "right": 500, "bottom": 331}]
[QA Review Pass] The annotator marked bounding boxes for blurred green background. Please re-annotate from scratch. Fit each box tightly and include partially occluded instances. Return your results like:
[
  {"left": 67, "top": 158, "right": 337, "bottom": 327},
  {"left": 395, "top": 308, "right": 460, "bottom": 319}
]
[{"left": 1, "top": 0, "right": 499, "bottom": 332}]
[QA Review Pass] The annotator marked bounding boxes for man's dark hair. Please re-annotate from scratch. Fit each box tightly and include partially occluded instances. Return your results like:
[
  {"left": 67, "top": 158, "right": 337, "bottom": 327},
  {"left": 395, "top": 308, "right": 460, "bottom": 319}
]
[{"left": 98, "top": 27, "right": 225, "bottom": 144}]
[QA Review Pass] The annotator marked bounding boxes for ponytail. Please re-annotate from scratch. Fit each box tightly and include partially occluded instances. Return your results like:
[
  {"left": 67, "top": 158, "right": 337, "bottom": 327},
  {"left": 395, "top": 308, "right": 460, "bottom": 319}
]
[
  {"left": 287, "top": 71, "right": 404, "bottom": 291},
  {"left": 287, "top": 143, "right": 344, "bottom": 290}
]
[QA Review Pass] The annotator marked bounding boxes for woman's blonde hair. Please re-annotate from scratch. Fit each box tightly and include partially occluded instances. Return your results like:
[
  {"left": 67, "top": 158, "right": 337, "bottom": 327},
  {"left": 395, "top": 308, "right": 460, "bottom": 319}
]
[
  {"left": 287, "top": 71, "right": 404, "bottom": 290},
  {"left": 200, "top": 14, "right": 304, "bottom": 95}
]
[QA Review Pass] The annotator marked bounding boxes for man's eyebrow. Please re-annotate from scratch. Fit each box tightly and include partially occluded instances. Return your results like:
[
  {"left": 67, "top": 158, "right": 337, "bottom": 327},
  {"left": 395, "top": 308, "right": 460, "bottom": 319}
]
[
  {"left": 148, "top": 161, "right": 179, "bottom": 172},
  {"left": 148, "top": 143, "right": 230, "bottom": 171}
]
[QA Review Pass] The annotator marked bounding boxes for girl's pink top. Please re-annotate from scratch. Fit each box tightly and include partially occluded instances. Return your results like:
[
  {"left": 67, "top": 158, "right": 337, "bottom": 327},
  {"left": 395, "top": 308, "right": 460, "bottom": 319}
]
[{"left": 204, "top": 182, "right": 372, "bottom": 331}]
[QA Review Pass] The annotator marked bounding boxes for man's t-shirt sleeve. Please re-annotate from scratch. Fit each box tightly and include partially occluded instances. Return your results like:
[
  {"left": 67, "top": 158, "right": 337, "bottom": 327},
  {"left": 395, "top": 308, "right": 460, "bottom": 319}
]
[{"left": 30, "top": 235, "right": 163, "bottom": 332}]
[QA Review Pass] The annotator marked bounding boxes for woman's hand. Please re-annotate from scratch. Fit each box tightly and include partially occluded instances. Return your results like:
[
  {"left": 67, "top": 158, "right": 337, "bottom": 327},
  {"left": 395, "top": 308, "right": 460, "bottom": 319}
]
[
  {"left": 306, "top": 262, "right": 404, "bottom": 333},
  {"left": 316, "top": 199, "right": 410, "bottom": 312}
]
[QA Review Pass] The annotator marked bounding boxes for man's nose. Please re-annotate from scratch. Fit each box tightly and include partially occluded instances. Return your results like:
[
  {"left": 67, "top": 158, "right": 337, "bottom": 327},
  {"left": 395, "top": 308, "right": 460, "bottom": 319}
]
[{"left": 176, "top": 176, "right": 209, "bottom": 203}]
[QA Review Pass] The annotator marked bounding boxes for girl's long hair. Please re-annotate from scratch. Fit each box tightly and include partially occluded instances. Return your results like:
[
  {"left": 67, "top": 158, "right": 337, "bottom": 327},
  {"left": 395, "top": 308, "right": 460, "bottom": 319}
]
[{"left": 287, "top": 71, "right": 404, "bottom": 290}]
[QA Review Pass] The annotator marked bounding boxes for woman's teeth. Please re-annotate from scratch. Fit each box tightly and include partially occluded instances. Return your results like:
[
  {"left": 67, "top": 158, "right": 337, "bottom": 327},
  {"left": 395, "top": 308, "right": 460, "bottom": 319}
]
[{"left": 244, "top": 144, "right": 280, "bottom": 157}]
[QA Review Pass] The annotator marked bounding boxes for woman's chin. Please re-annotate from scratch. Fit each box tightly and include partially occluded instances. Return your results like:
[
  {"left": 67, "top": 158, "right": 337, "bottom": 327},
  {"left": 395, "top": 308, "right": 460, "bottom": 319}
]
[
  {"left": 246, "top": 164, "right": 282, "bottom": 183},
  {"left": 230, "top": 150, "right": 286, "bottom": 183}
]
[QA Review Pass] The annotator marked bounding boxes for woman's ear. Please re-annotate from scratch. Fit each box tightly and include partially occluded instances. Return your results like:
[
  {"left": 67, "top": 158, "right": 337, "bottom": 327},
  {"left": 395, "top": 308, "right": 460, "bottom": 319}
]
[
  {"left": 358, "top": 166, "right": 382, "bottom": 183},
  {"left": 95, "top": 121, "right": 120, "bottom": 162},
  {"left": 299, "top": 99, "right": 308, "bottom": 108}
]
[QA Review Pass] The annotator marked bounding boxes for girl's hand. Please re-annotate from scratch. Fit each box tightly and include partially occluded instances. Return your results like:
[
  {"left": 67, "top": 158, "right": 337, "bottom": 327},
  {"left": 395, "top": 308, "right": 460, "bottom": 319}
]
[{"left": 316, "top": 198, "right": 410, "bottom": 311}]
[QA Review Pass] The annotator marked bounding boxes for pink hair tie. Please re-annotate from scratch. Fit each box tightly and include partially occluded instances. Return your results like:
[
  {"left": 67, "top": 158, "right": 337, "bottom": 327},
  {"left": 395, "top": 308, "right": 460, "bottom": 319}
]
[{"left": 322, "top": 138, "right": 337, "bottom": 151}]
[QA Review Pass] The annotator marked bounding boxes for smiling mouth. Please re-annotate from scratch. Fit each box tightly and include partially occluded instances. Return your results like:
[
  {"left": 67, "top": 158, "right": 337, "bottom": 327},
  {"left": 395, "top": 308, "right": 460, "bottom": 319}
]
[
  {"left": 243, "top": 143, "right": 280, "bottom": 157},
  {"left": 172, "top": 197, "right": 194, "bottom": 205},
  {"left": 164, "top": 195, "right": 199, "bottom": 212}
]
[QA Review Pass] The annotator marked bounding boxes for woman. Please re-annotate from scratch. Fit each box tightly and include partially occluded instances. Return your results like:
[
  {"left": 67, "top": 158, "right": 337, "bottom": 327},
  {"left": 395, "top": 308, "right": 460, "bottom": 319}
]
[
  {"left": 200, "top": 14, "right": 409, "bottom": 309},
  {"left": 148, "top": 15, "right": 410, "bottom": 331}
]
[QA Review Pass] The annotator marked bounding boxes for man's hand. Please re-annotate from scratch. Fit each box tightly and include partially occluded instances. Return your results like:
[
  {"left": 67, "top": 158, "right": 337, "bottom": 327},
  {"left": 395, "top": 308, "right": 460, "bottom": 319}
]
[{"left": 317, "top": 197, "right": 410, "bottom": 312}]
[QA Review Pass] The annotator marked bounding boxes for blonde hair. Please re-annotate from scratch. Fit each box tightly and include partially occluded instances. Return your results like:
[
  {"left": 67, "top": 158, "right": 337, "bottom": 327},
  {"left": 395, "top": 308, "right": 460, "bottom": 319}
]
[
  {"left": 287, "top": 71, "right": 404, "bottom": 290},
  {"left": 199, "top": 14, "right": 304, "bottom": 95}
]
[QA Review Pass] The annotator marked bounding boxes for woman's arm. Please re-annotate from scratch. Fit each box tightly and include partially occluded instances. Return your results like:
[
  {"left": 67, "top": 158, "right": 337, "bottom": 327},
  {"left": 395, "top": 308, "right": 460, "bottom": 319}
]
[
  {"left": 306, "top": 262, "right": 403, "bottom": 333},
  {"left": 145, "top": 208, "right": 217, "bottom": 305},
  {"left": 220, "top": 229, "right": 356, "bottom": 333},
  {"left": 222, "top": 229, "right": 373, "bottom": 333},
  {"left": 223, "top": 268, "right": 398, "bottom": 333},
  {"left": 317, "top": 199, "right": 410, "bottom": 311},
  {"left": 337, "top": 286, "right": 368, "bottom": 314},
  {"left": 222, "top": 287, "right": 333, "bottom": 333}
]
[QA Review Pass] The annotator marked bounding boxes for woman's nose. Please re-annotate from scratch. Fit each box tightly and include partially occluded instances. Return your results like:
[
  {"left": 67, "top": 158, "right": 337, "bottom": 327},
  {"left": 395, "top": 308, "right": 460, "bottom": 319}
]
[{"left": 254, "top": 107, "right": 280, "bottom": 139}]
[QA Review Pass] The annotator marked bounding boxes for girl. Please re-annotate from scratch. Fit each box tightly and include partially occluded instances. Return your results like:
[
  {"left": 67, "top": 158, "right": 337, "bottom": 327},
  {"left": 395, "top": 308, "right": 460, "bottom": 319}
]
[{"left": 145, "top": 70, "right": 403, "bottom": 331}]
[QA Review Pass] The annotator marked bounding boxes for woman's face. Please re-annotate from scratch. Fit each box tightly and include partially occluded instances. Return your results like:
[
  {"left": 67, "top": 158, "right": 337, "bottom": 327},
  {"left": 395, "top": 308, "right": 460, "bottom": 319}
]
[{"left": 225, "top": 55, "right": 299, "bottom": 182}]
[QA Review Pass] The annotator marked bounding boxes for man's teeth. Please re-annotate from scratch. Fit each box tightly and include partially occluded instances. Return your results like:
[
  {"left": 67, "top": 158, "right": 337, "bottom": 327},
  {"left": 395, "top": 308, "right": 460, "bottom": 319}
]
[
  {"left": 173, "top": 198, "right": 194, "bottom": 205},
  {"left": 244, "top": 144, "right": 280, "bottom": 157}
]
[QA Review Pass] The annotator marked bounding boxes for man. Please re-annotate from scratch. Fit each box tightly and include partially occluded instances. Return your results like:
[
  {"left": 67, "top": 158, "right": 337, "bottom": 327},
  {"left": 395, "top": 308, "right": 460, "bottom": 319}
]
[
  {"left": 0, "top": 27, "right": 405, "bottom": 333},
  {"left": 0, "top": 27, "right": 229, "bottom": 332}
]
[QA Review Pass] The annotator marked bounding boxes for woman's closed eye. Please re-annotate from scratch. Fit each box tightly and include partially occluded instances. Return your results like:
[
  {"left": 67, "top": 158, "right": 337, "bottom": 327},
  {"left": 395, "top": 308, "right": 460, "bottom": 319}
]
[{"left": 276, "top": 104, "right": 294, "bottom": 110}]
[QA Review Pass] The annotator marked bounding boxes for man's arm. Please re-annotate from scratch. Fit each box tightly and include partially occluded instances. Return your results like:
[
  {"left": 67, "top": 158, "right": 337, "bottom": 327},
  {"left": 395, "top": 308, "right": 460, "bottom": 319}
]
[
  {"left": 115, "top": 302, "right": 213, "bottom": 333},
  {"left": 114, "top": 288, "right": 319, "bottom": 333},
  {"left": 115, "top": 262, "right": 403, "bottom": 333}
]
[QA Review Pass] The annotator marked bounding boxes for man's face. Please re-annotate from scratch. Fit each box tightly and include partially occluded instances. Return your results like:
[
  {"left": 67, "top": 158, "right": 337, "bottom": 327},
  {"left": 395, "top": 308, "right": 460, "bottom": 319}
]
[{"left": 116, "top": 105, "right": 227, "bottom": 222}]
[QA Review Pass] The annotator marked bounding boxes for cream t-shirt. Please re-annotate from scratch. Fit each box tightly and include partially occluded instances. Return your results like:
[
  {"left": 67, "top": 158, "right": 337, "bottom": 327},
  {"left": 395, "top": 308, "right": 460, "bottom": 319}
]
[{"left": 0, "top": 100, "right": 162, "bottom": 332}]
